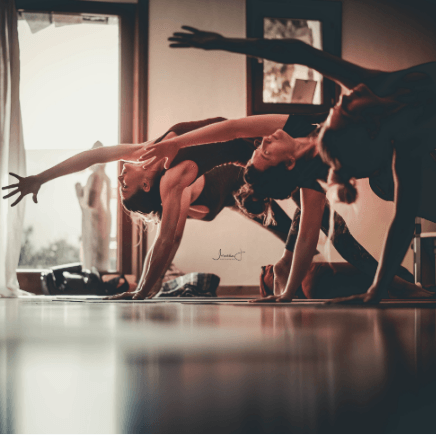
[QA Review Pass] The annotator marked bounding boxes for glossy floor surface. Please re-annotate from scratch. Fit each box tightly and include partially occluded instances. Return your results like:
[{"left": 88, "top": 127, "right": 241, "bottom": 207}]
[{"left": 1, "top": 297, "right": 436, "bottom": 433}]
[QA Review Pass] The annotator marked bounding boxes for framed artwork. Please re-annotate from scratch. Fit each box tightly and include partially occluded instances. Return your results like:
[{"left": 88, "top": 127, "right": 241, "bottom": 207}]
[{"left": 246, "top": 0, "right": 342, "bottom": 115}]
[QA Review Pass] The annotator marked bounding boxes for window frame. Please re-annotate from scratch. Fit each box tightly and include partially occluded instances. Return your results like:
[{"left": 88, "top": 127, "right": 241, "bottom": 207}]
[
  {"left": 15, "top": 0, "right": 147, "bottom": 286},
  {"left": 246, "top": 0, "right": 342, "bottom": 115}
]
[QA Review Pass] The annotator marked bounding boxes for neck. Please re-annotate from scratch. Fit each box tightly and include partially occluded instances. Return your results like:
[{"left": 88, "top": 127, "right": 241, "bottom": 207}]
[{"left": 293, "top": 137, "right": 316, "bottom": 160}]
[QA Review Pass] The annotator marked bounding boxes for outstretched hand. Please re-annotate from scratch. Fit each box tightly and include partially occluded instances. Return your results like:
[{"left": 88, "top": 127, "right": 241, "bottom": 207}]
[
  {"left": 2, "top": 173, "right": 41, "bottom": 207},
  {"left": 168, "top": 26, "right": 224, "bottom": 50},
  {"left": 139, "top": 142, "right": 179, "bottom": 169}
]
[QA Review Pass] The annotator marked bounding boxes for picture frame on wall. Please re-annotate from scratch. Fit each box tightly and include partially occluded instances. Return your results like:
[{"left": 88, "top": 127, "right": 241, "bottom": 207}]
[{"left": 246, "top": 0, "right": 342, "bottom": 115}]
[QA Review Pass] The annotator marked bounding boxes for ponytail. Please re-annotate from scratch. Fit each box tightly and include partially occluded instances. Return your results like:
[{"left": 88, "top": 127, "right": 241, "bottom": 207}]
[
  {"left": 234, "top": 183, "right": 277, "bottom": 226},
  {"left": 327, "top": 168, "right": 358, "bottom": 204}
]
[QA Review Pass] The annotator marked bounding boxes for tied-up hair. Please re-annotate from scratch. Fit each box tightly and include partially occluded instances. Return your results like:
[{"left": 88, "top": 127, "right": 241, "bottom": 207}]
[
  {"left": 234, "top": 162, "right": 299, "bottom": 226},
  {"left": 318, "top": 125, "right": 359, "bottom": 205},
  {"left": 234, "top": 129, "right": 320, "bottom": 225},
  {"left": 121, "top": 173, "right": 163, "bottom": 225}
]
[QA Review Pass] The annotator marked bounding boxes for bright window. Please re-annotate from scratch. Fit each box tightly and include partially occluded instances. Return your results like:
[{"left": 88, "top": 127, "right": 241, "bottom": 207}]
[{"left": 17, "top": 11, "right": 119, "bottom": 271}]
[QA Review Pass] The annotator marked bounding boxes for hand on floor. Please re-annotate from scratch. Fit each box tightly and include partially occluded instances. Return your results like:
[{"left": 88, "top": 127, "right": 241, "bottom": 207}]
[
  {"left": 326, "top": 286, "right": 381, "bottom": 305},
  {"left": 250, "top": 294, "right": 293, "bottom": 303},
  {"left": 104, "top": 291, "right": 146, "bottom": 300}
]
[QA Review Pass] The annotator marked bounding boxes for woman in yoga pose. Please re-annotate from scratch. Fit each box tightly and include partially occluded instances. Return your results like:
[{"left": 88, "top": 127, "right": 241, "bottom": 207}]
[
  {"left": 3, "top": 114, "right": 421, "bottom": 300},
  {"left": 317, "top": 64, "right": 436, "bottom": 303},
  {"left": 139, "top": 26, "right": 436, "bottom": 303},
  {"left": 166, "top": 26, "right": 436, "bottom": 303},
  {"left": 120, "top": 115, "right": 423, "bottom": 301},
  {"left": 2, "top": 117, "right": 297, "bottom": 298}
]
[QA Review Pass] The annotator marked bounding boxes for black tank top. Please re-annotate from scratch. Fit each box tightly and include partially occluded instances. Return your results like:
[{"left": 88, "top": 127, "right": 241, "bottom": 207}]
[
  {"left": 169, "top": 139, "right": 255, "bottom": 179},
  {"left": 156, "top": 118, "right": 256, "bottom": 221},
  {"left": 190, "top": 165, "right": 245, "bottom": 221}
]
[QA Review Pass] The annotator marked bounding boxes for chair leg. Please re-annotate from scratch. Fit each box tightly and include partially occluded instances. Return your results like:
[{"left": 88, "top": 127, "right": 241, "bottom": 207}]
[{"left": 414, "top": 217, "right": 422, "bottom": 284}]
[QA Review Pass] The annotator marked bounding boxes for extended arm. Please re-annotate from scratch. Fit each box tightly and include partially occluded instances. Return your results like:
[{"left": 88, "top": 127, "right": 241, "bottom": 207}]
[
  {"left": 2, "top": 143, "right": 144, "bottom": 206},
  {"left": 169, "top": 26, "right": 383, "bottom": 90},
  {"left": 133, "top": 221, "right": 186, "bottom": 299},
  {"left": 331, "top": 149, "right": 420, "bottom": 304},
  {"left": 107, "top": 161, "right": 196, "bottom": 300},
  {"left": 140, "top": 114, "right": 288, "bottom": 168},
  {"left": 255, "top": 188, "right": 326, "bottom": 302}
]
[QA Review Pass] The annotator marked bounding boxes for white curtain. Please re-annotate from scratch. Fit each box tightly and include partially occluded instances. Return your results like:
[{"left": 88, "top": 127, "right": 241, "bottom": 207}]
[{"left": 0, "top": 0, "right": 27, "bottom": 297}]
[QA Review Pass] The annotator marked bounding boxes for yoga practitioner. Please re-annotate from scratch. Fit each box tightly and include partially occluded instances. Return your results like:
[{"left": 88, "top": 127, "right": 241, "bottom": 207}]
[
  {"left": 316, "top": 64, "right": 436, "bottom": 303},
  {"left": 119, "top": 116, "right": 422, "bottom": 300},
  {"left": 159, "top": 25, "right": 436, "bottom": 303},
  {"left": 2, "top": 118, "right": 294, "bottom": 298},
  {"left": 140, "top": 118, "right": 428, "bottom": 303},
  {"left": 3, "top": 115, "right": 422, "bottom": 300}
]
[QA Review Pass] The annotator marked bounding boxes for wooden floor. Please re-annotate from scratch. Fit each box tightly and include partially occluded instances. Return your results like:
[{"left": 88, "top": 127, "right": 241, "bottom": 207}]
[{"left": 1, "top": 297, "right": 436, "bottom": 433}]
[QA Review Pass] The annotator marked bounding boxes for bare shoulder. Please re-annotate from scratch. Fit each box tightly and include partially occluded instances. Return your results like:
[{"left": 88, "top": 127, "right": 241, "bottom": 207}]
[{"left": 161, "top": 160, "right": 199, "bottom": 193}]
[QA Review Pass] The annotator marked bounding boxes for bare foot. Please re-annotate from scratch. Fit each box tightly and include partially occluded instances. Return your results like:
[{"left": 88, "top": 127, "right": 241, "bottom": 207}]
[
  {"left": 388, "top": 283, "right": 436, "bottom": 299},
  {"left": 273, "top": 260, "right": 291, "bottom": 296}
]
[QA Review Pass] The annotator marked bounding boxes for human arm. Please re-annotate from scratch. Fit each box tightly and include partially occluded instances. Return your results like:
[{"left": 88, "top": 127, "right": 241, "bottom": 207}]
[
  {"left": 140, "top": 114, "right": 288, "bottom": 168},
  {"left": 2, "top": 143, "right": 145, "bottom": 207},
  {"left": 135, "top": 223, "right": 185, "bottom": 299},
  {"left": 107, "top": 161, "right": 196, "bottom": 300},
  {"left": 329, "top": 148, "right": 420, "bottom": 304},
  {"left": 168, "top": 26, "right": 383, "bottom": 90},
  {"left": 146, "top": 236, "right": 184, "bottom": 299},
  {"left": 252, "top": 188, "right": 326, "bottom": 302},
  {"left": 155, "top": 117, "right": 228, "bottom": 143},
  {"left": 323, "top": 203, "right": 415, "bottom": 287},
  {"left": 134, "top": 223, "right": 162, "bottom": 298}
]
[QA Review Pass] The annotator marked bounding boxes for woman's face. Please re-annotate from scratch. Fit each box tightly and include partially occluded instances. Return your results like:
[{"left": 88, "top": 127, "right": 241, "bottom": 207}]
[
  {"left": 118, "top": 162, "right": 158, "bottom": 200},
  {"left": 326, "top": 84, "right": 382, "bottom": 130},
  {"left": 251, "top": 129, "right": 295, "bottom": 171}
]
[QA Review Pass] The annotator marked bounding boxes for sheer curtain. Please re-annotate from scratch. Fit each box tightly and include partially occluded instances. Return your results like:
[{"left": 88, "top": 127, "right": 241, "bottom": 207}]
[{"left": 0, "top": 0, "right": 27, "bottom": 297}]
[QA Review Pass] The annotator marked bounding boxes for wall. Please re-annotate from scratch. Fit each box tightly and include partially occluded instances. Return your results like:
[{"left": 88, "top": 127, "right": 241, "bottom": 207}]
[
  {"left": 148, "top": 0, "right": 289, "bottom": 285},
  {"left": 148, "top": 0, "right": 436, "bottom": 284}
]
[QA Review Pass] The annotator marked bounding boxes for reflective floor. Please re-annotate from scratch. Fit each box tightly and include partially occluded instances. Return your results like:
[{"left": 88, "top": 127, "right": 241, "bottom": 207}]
[{"left": 1, "top": 298, "right": 436, "bottom": 433}]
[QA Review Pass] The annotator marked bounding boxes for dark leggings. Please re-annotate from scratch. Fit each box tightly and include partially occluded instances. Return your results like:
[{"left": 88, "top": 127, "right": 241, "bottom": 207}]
[
  {"left": 285, "top": 200, "right": 414, "bottom": 284},
  {"left": 234, "top": 200, "right": 293, "bottom": 243}
]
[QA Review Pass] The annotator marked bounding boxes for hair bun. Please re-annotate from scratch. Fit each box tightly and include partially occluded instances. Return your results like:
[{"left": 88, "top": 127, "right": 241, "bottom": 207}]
[
  {"left": 328, "top": 168, "right": 358, "bottom": 204},
  {"left": 336, "top": 180, "right": 358, "bottom": 204},
  {"left": 241, "top": 195, "right": 265, "bottom": 215}
]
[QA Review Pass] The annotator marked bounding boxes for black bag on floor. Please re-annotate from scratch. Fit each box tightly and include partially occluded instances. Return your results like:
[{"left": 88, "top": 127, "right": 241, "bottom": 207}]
[{"left": 40, "top": 263, "right": 129, "bottom": 296}]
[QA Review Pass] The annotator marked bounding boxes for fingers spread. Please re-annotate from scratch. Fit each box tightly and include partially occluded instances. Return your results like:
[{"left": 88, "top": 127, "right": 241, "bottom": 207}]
[
  {"left": 9, "top": 172, "right": 22, "bottom": 180},
  {"left": 139, "top": 158, "right": 157, "bottom": 167},
  {"left": 3, "top": 189, "right": 19, "bottom": 199},
  {"left": 249, "top": 295, "right": 278, "bottom": 303},
  {"left": 169, "top": 44, "right": 192, "bottom": 48},
  {"left": 132, "top": 293, "right": 145, "bottom": 300},
  {"left": 106, "top": 292, "right": 133, "bottom": 300},
  {"left": 2, "top": 184, "right": 19, "bottom": 190},
  {"left": 181, "top": 25, "right": 199, "bottom": 33},
  {"left": 11, "top": 195, "right": 24, "bottom": 207},
  {"left": 326, "top": 295, "right": 365, "bottom": 305},
  {"left": 172, "top": 32, "right": 193, "bottom": 38}
]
